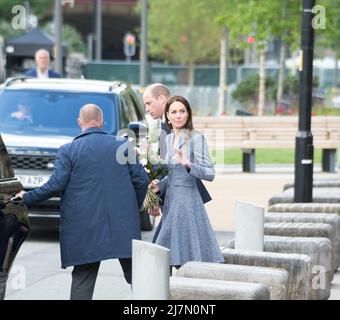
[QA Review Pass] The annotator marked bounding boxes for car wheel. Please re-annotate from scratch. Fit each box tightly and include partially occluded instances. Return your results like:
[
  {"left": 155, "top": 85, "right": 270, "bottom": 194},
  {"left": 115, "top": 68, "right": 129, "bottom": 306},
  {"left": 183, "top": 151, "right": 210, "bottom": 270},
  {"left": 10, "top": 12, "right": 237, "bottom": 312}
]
[{"left": 140, "top": 210, "right": 155, "bottom": 231}]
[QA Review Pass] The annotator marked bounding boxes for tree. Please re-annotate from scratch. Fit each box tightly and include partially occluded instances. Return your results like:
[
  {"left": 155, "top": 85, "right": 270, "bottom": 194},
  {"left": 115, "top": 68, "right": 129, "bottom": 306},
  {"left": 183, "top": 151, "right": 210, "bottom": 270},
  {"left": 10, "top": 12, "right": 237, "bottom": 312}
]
[
  {"left": 0, "top": 0, "right": 50, "bottom": 20},
  {"left": 44, "top": 22, "right": 85, "bottom": 54},
  {"left": 271, "top": 1, "right": 300, "bottom": 106},
  {"left": 225, "top": 0, "right": 278, "bottom": 115},
  {"left": 145, "top": 0, "right": 221, "bottom": 86},
  {"left": 219, "top": 0, "right": 300, "bottom": 115},
  {"left": 232, "top": 74, "right": 276, "bottom": 114},
  {"left": 202, "top": 0, "right": 238, "bottom": 115},
  {"left": 317, "top": 0, "right": 340, "bottom": 88},
  {"left": 0, "top": 0, "right": 51, "bottom": 37}
]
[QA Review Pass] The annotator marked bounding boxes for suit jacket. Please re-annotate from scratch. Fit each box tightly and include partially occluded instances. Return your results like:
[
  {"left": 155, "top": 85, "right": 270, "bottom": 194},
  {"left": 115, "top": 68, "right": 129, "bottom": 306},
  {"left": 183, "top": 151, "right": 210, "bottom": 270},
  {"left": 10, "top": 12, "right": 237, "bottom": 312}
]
[
  {"left": 158, "top": 120, "right": 171, "bottom": 160},
  {"left": 23, "top": 128, "right": 149, "bottom": 268},
  {"left": 158, "top": 121, "right": 212, "bottom": 204},
  {"left": 25, "top": 69, "right": 61, "bottom": 78}
]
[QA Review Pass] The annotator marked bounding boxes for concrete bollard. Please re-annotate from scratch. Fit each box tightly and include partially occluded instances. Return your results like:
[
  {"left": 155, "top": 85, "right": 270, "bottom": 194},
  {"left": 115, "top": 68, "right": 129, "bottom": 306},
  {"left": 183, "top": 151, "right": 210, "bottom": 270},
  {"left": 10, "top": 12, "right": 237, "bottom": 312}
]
[
  {"left": 221, "top": 248, "right": 311, "bottom": 300},
  {"left": 267, "top": 203, "right": 340, "bottom": 216},
  {"left": 264, "top": 236, "right": 332, "bottom": 300},
  {"left": 265, "top": 213, "right": 340, "bottom": 270},
  {"left": 132, "top": 240, "right": 170, "bottom": 300},
  {"left": 176, "top": 261, "right": 289, "bottom": 300},
  {"left": 283, "top": 180, "right": 340, "bottom": 191},
  {"left": 226, "top": 236, "right": 332, "bottom": 300},
  {"left": 235, "top": 200, "right": 264, "bottom": 251},
  {"left": 170, "top": 277, "right": 270, "bottom": 300},
  {"left": 264, "top": 222, "right": 337, "bottom": 272},
  {"left": 268, "top": 187, "right": 340, "bottom": 206}
]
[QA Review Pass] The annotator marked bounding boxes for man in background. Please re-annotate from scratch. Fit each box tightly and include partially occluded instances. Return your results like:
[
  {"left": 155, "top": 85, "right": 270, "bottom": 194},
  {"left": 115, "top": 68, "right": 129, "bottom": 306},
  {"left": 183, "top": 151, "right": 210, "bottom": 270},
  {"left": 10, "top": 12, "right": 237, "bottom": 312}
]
[{"left": 25, "top": 49, "right": 61, "bottom": 78}]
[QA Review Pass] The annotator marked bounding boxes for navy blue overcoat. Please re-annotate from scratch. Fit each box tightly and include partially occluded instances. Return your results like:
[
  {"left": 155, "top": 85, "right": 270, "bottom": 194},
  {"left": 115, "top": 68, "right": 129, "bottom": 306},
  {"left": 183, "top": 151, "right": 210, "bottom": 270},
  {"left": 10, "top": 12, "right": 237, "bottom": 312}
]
[{"left": 24, "top": 128, "right": 149, "bottom": 268}]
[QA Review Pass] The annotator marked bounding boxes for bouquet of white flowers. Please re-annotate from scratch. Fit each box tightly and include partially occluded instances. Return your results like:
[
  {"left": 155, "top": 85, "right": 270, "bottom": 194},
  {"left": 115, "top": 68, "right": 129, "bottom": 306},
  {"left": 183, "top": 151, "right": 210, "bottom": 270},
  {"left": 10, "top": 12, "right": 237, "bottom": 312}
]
[{"left": 136, "top": 139, "right": 168, "bottom": 212}]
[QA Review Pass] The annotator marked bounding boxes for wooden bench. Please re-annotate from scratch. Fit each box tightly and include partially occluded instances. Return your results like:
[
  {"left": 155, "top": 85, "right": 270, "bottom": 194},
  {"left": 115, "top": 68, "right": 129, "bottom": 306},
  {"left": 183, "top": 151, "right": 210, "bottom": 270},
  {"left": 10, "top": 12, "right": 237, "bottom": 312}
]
[{"left": 193, "top": 116, "right": 340, "bottom": 172}]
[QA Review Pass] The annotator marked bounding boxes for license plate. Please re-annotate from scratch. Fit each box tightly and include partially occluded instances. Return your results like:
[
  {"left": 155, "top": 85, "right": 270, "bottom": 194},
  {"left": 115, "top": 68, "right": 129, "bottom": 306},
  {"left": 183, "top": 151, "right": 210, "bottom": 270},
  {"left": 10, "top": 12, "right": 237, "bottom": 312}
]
[{"left": 16, "top": 175, "right": 50, "bottom": 188}]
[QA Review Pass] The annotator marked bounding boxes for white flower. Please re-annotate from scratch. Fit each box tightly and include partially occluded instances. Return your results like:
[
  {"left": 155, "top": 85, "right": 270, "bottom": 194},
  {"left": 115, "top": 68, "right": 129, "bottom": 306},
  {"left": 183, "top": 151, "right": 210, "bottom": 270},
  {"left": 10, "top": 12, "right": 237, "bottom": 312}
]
[
  {"left": 145, "top": 168, "right": 150, "bottom": 174},
  {"left": 140, "top": 158, "right": 148, "bottom": 166}
]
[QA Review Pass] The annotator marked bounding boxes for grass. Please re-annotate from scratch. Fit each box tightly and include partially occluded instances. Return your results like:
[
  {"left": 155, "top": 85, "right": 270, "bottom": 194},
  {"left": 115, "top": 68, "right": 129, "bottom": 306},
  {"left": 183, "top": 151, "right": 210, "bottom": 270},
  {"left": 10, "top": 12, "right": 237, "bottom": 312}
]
[{"left": 211, "top": 148, "right": 324, "bottom": 165}]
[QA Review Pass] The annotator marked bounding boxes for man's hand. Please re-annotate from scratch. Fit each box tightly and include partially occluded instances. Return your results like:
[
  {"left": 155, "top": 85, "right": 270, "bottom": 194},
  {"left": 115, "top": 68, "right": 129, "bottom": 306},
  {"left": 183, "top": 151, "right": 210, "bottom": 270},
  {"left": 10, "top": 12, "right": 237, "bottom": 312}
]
[
  {"left": 15, "top": 191, "right": 26, "bottom": 199},
  {"left": 150, "top": 179, "right": 160, "bottom": 193}
]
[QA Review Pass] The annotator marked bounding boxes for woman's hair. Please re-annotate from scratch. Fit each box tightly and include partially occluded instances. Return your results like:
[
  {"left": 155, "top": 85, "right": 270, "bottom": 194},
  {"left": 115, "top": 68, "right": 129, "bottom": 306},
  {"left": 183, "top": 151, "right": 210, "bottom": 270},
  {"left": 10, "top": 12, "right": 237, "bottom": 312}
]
[{"left": 165, "top": 95, "right": 194, "bottom": 131}]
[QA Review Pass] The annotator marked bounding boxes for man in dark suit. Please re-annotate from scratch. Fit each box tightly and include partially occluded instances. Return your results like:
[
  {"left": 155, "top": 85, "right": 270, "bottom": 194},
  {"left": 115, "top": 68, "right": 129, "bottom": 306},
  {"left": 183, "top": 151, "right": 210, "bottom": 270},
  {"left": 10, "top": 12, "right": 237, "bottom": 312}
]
[
  {"left": 16, "top": 104, "right": 149, "bottom": 300},
  {"left": 25, "top": 49, "right": 61, "bottom": 78},
  {"left": 142, "top": 84, "right": 212, "bottom": 242}
]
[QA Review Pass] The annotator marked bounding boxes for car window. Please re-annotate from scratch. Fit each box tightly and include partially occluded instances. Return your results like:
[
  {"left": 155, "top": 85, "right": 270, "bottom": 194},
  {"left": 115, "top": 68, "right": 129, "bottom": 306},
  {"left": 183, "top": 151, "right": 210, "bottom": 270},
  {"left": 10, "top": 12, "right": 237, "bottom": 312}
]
[
  {"left": 120, "top": 94, "right": 130, "bottom": 128},
  {"left": 130, "top": 91, "right": 144, "bottom": 121},
  {"left": 0, "top": 89, "right": 119, "bottom": 136},
  {"left": 120, "top": 92, "right": 139, "bottom": 124}
]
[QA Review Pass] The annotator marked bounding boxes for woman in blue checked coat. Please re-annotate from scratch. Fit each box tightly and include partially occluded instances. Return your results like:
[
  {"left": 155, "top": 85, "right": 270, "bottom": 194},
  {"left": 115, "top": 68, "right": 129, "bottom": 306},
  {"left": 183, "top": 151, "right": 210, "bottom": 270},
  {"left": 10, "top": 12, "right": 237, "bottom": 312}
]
[{"left": 151, "top": 96, "right": 224, "bottom": 268}]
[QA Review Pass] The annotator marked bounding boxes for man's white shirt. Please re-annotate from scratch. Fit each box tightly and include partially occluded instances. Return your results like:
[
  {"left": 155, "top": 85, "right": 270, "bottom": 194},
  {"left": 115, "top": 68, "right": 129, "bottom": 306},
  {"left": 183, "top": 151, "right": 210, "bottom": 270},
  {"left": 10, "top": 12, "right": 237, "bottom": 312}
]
[{"left": 36, "top": 69, "right": 49, "bottom": 79}]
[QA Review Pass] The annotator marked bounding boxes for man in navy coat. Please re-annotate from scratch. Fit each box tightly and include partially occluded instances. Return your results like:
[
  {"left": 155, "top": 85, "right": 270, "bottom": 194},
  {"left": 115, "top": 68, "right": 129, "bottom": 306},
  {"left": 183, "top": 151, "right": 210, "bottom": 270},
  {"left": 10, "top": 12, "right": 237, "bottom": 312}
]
[
  {"left": 25, "top": 49, "right": 61, "bottom": 78},
  {"left": 16, "top": 104, "right": 149, "bottom": 300}
]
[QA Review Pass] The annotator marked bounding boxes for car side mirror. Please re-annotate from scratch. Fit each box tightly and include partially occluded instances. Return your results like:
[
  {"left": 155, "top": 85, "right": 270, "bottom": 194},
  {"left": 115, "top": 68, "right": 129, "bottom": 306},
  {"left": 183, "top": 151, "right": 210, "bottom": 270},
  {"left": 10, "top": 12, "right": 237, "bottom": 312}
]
[{"left": 128, "top": 122, "right": 148, "bottom": 139}]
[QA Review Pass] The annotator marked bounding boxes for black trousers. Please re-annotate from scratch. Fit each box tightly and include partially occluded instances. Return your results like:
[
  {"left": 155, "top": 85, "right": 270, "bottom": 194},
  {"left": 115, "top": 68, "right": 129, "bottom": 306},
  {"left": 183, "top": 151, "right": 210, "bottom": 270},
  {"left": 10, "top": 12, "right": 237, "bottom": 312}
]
[{"left": 70, "top": 258, "right": 132, "bottom": 300}]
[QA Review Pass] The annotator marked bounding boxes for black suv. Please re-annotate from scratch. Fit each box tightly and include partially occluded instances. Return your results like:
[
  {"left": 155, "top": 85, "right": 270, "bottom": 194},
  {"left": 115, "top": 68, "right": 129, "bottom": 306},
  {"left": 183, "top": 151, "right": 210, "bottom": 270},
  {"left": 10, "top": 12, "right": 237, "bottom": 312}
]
[{"left": 0, "top": 77, "right": 154, "bottom": 232}]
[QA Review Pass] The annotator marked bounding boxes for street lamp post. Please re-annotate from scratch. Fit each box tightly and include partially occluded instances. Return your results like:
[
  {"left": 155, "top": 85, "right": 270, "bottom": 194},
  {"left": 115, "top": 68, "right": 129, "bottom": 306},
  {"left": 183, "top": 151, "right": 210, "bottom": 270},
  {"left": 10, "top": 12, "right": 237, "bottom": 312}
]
[
  {"left": 140, "top": 0, "right": 148, "bottom": 89},
  {"left": 94, "top": 0, "right": 102, "bottom": 60},
  {"left": 294, "top": 0, "right": 315, "bottom": 202},
  {"left": 54, "top": 0, "right": 63, "bottom": 75}
]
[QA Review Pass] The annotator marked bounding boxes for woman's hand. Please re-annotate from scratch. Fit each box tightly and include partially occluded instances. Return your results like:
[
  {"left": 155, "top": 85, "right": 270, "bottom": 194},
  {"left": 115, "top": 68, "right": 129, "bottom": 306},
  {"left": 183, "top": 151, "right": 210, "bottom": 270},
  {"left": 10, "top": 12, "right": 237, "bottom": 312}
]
[
  {"left": 148, "top": 206, "right": 161, "bottom": 217},
  {"left": 173, "top": 148, "right": 191, "bottom": 169},
  {"left": 150, "top": 179, "right": 160, "bottom": 193}
]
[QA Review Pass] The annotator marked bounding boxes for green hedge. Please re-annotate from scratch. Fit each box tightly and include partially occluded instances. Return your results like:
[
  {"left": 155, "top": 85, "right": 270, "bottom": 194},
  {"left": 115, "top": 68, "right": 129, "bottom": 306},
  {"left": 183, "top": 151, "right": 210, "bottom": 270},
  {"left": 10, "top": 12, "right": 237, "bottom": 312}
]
[{"left": 211, "top": 148, "right": 323, "bottom": 165}]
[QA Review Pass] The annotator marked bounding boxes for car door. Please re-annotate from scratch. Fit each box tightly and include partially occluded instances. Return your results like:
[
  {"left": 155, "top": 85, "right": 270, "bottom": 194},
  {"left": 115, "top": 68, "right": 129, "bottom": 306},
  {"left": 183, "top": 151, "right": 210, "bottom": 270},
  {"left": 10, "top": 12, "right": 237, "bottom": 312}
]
[{"left": 0, "top": 134, "right": 30, "bottom": 300}]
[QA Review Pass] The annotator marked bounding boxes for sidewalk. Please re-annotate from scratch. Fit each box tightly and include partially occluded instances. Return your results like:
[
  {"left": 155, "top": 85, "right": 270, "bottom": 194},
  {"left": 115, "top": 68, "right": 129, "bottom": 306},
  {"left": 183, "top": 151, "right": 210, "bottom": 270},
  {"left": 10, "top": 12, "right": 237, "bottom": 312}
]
[{"left": 5, "top": 165, "right": 340, "bottom": 300}]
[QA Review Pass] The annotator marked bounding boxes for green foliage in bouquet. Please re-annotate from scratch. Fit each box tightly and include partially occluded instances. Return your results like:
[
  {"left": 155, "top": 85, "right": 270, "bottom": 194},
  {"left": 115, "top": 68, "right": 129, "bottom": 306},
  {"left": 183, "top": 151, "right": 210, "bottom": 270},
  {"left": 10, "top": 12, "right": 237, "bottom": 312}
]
[{"left": 137, "top": 140, "right": 168, "bottom": 212}]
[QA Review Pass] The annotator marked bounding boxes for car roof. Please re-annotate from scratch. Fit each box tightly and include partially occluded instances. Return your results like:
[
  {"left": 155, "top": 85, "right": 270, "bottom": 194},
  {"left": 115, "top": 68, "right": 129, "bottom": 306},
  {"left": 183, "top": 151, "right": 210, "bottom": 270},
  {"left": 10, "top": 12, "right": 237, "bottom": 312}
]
[{"left": 0, "top": 77, "right": 130, "bottom": 94}]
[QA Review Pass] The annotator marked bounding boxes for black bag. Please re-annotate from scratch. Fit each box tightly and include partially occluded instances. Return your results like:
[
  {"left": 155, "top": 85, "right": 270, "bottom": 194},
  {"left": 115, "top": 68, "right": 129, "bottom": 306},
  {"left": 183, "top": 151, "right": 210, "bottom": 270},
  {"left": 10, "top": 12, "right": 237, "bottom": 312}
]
[
  {"left": 189, "top": 135, "right": 212, "bottom": 204},
  {"left": 196, "top": 178, "right": 212, "bottom": 204}
]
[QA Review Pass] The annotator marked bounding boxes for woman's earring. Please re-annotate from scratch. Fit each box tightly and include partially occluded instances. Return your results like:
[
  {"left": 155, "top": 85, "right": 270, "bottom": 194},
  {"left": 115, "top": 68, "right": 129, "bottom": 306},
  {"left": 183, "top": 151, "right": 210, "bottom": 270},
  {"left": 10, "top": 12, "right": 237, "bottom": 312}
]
[{"left": 168, "top": 121, "right": 170, "bottom": 124}]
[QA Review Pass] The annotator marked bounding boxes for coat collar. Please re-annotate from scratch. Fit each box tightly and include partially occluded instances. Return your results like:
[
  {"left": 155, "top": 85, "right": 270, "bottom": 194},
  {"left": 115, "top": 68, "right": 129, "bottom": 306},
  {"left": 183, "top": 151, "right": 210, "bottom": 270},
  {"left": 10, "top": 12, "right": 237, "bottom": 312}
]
[{"left": 74, "top": 127, "right": 107, "bottom": 140}]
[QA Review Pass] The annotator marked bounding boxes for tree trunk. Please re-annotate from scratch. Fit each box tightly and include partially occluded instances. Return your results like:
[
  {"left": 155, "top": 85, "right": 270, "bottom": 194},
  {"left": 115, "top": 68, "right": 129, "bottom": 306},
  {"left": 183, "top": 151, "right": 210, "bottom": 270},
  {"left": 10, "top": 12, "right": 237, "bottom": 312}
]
[
  {"left": 276, "top": 2, "right": 288, "bottom": 106},
  {"left": 276, "top": 40, "right": 287, "bottom": 105},
  {"left": 258, "top": 49, "right": 266, "bottom": 116},
  {"left": 188, "top": 61, "right": 195, "bottom": 87},
  {"left": 244, "top": 47, "right": 251, "bottom": 65},
  {"left": 218, "top": 27, "right": 228, "bottom": 115}
]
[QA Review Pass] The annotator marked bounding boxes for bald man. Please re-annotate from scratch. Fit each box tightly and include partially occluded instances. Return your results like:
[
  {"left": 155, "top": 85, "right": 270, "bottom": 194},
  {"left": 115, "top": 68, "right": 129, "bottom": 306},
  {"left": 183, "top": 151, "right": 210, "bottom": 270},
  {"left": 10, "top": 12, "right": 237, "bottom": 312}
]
[
  {"left": 25, "top": 49, "right": 61, "bottom": 78},
  {"left": 16, "top": 104, "right": 149, "bottom": 300}
]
